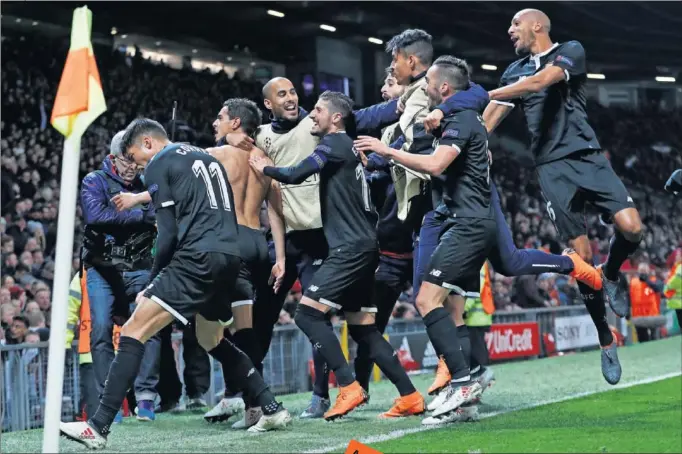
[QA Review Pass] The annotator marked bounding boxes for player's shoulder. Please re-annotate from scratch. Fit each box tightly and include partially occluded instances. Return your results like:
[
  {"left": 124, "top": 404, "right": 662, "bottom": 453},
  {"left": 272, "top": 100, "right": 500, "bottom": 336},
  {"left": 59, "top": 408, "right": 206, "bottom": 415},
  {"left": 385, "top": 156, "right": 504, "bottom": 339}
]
[
  {"left": 318, "top": 131, "right": 351, "bottom": 152},
  {"left": 501, "top": 56, "right": 529, "bottom": 80},
  {"left": 443, "top": 109, "right": 481, "bottom": 128},
  {"left": 557, "top": 40, "right": 585, "bottom": 52}
]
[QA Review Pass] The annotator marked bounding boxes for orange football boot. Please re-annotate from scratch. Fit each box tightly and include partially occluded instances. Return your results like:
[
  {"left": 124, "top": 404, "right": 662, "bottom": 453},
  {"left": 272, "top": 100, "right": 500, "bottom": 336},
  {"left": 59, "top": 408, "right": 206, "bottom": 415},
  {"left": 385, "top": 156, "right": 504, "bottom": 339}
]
[
  {"left": 427, "top": 357, "right": 452, "bottom": 395},
  {"left": 323, "top": 381, "right": 368, "bottom": 421},
  {"left": 379, "top": 391, "right": 425, "bottom": 418}
]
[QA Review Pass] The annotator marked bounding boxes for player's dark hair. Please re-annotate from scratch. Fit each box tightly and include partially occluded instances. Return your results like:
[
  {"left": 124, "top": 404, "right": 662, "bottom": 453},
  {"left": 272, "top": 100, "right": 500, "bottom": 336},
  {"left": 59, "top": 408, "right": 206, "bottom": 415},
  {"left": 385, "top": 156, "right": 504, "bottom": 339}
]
[
  {"left": 433, "top": 55, "right": 471, "bottom": 92},
  {"left": 120, "top": 118, "right": 167, "bottom": 156},
  {"left": 223, "top": 98, "right": 263, "bottom": 136},
  {"left": 318, "top": 90, "right": 354, "bottom": 127},
  {"left": 386, "top": 29, "right": 433, "bottom": 66}
]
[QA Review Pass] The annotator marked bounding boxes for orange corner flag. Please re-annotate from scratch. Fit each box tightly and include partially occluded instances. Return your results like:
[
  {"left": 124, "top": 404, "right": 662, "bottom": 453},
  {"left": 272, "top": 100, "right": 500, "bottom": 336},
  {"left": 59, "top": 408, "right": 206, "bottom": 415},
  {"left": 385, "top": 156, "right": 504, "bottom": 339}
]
[
  {"left": 50, "top": 5, "right": 106, "bottom": 140},
  {"left": 345, "top": 440, "right": 383, "bottom": 454}
]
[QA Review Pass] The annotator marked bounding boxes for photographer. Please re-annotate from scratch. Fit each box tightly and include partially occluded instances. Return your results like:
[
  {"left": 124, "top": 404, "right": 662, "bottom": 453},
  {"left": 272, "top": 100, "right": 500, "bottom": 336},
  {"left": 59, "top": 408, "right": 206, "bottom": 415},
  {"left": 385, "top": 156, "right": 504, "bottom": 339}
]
[{"left": 80, "top": 131, "right": 160, "bottom": 421}]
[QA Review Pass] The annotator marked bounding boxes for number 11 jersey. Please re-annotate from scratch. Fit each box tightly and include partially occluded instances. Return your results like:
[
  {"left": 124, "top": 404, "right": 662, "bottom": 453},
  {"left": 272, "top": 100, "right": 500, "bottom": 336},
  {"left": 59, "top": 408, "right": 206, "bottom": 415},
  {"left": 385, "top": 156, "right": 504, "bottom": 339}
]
[
  {"left": 143, "top": 143, "right": 240, "bottom": 257},
  {"left": 315, "top": 132, "right": 378, "bottom": 251}
]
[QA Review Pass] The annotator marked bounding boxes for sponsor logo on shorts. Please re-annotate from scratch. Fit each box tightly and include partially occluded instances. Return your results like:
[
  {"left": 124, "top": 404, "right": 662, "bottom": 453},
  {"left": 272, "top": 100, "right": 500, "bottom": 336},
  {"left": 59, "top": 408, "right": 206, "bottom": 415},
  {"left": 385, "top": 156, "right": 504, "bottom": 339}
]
[
  {"left": 429, "top": 269, "right": 442, "bottom": 277},
  {"left": 308, "top": 285, "right": 319, "bottom": 292},
  {"left": 312, "top": 259, "right": 323, "bottom": 266},
  {"left": 247, "top": 367, "right": 255, "bottom": 377},
  {"left": 627, "top": 196, "right": 633, "bottom": 203}
]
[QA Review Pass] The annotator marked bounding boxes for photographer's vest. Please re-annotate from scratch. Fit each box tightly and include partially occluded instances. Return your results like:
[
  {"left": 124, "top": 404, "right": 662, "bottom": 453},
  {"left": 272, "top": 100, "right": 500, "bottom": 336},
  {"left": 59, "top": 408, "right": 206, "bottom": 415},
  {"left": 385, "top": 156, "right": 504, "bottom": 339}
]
[
  {"left": 256, "top": 115, "right": 323, "bottom": 233},
  {"left": 82, "top": 171, "right": 156, "bottom": 271}
]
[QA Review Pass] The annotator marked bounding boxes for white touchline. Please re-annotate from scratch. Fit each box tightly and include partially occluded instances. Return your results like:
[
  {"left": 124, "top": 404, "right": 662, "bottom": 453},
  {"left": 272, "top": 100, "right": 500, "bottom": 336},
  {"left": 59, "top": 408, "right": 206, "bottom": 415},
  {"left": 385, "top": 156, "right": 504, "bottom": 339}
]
[{"left": 306, "top": 371, "right": 682, "bottom": 454}]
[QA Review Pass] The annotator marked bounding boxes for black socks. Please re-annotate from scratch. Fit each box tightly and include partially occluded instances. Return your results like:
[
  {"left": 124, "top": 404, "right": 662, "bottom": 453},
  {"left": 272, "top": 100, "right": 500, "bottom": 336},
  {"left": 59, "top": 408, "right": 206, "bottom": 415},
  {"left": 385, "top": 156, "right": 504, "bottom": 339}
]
[
  {"left": 603, "top": 230, "right": 641, "bottom": 281},
  {"left": 294, "top": 304, "right": 355, "bottom": 387},
  {"left": 348, "top": 324, "right": 416, "bottom": 397},
  {"left": 423, "top": 307, "right": 470, "bottom": 381},
  {"left": 577, "top": 281, "right": 613, "bottom": 346},
  {"left": 89, "top": 336, "right": 145, "bottom": 436},
  {"left": 208, "top": 338, "right": 279, "bottom": 414}
]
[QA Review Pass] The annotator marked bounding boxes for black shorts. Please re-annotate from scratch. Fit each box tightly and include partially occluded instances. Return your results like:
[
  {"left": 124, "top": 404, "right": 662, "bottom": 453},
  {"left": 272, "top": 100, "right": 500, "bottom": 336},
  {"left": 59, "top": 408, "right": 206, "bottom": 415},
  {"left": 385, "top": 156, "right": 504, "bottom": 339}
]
[
  {"left": 536, "top": 150, "right": 635, "bottom": 241},
  {"left": 304, "top": 247, "right": 379, "bottom": 313},
  {"left": 144, "top": 251, "right": 240, "bottom": 325},
  {"left": 424, "top": 218, "right": 496, "bottom": 297},
  {"left": 233, "top": 226, "right": 271, "bottom": 308}
]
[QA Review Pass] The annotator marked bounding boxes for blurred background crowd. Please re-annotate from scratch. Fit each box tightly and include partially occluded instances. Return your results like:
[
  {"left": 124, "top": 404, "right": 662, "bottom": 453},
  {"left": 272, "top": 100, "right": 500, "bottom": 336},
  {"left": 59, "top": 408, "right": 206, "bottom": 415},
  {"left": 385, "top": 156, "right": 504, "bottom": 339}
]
[{"left": 2, "top": 27, "right": 681, "bottom": 347}]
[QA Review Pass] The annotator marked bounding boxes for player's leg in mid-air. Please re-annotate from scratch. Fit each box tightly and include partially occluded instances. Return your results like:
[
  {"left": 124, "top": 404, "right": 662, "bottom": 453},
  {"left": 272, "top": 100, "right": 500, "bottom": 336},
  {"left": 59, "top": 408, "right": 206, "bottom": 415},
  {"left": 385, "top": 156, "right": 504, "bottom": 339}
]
[
  {"left": 536, "top": 151, "right": 643, "bottom": 385},
  {"left": 296, "top": 249, "right": 424, "bottom": 421},
  {"left": 424, "top": 180, "right": 604, "bottom": 395}
]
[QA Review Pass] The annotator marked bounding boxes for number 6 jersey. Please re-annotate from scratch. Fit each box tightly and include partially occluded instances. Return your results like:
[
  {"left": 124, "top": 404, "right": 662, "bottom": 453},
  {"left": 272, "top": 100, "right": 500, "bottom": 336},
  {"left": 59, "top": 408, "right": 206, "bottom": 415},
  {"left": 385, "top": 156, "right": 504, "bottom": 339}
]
[{"left": 143, "top": 143, "right": 240, "bottom": 258}]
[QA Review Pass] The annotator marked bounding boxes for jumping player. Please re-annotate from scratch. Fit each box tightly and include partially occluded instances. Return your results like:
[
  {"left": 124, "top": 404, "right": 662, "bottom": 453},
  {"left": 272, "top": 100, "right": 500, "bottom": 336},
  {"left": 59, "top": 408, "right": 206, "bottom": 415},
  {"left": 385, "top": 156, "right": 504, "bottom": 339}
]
[
  {"left": 60, "top": 119, "right": 290, "bottom": 450},
  {"left": 428, "top": 8, "right": 642, "bottom": 385},
  {"left": 251, "top": 91, "right": 425, "bottom": 420}
]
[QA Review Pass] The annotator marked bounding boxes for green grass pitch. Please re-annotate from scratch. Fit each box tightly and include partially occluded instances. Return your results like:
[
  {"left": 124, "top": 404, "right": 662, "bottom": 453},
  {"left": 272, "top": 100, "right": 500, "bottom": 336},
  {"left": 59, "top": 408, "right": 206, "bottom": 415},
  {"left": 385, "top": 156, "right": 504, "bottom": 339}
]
[{"left": 1, "top": 337, "right": 680, "bottom": 453}]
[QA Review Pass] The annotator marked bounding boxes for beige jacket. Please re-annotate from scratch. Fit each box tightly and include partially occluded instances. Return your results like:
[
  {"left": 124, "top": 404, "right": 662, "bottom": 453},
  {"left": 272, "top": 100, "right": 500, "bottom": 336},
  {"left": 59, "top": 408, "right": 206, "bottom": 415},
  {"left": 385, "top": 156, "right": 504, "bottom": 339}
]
[{"left": 392, "top": 76, "right": 430, "bottom": 221}]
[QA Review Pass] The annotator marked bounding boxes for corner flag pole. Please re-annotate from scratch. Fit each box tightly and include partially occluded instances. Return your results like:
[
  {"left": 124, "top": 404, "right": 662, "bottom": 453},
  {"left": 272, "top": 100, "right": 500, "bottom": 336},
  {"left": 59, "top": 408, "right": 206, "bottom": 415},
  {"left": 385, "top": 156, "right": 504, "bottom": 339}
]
[{"left": 43, "top": 6, "right": 106, "bottom": 452}]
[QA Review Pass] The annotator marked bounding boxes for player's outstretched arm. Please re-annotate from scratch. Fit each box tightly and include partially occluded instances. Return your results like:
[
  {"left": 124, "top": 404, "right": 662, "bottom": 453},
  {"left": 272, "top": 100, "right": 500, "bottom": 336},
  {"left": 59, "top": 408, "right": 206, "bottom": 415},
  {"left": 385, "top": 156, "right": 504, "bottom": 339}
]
[
  {"left": 489, "top": 65, "right": 566, "bottom": 101},
  {"left": 423, "top": 82, "right": 489, "bottom": 133},
  {"left": 482, "top": 101, "right": 514, "bottom": 135},
  {"left": 354, "top": 136, "right": 458, "bottom": 177},
  {"left": 353, "top": 98, "right": 401, "bottom": 133},
  {"left": 250, "top": 150, "right": 326, "bottom": 185}
]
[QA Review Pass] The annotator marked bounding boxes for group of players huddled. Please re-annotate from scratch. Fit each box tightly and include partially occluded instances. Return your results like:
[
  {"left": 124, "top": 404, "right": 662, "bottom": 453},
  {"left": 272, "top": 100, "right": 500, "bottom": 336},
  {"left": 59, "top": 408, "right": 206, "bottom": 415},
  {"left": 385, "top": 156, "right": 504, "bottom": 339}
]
[{"left": 61, "top": 8, "right": 662, "bottom": 449}]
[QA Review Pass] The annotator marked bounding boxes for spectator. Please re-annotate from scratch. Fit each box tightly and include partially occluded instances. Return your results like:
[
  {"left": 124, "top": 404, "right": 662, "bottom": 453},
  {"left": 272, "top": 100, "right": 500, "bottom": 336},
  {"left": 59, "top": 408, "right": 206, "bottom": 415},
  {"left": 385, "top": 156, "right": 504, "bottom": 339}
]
[
  {"left": 6, "top": 315, "right": 29, "bottom": 344},
  {"left": 26, "top": 310, "right": 49, "bottom": 341},
  {"left": 24, "top": 331, "right": 41, "bottom": 344},
  {"left": 1, "top": 304, "right": 17, "bottom": 330}
]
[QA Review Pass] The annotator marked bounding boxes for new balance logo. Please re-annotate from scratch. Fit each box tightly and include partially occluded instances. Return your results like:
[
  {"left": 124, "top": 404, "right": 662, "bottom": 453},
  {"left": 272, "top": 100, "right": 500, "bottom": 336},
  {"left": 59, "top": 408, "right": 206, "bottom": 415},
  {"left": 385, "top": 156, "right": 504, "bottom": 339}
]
[
  {"left": 247, "top": 367, "right": 255, "bottom": 377},
  {"left": 313, "top": 342, "right": 322, "bottom": 350},
  {"left": 80, "top": 428, "right": 96, "bottom": 440},
  {"left": 627, "top": 196, "right": 633, "bottom": 203},
  {"left": 429, "top": 269, "right": 442, "bottom": 277},
  {"left": 308, "top": 285, "right": 319, "bottom": 292},
  {"left": 312, "top": 259, "right": 323, "bottom": 266}
]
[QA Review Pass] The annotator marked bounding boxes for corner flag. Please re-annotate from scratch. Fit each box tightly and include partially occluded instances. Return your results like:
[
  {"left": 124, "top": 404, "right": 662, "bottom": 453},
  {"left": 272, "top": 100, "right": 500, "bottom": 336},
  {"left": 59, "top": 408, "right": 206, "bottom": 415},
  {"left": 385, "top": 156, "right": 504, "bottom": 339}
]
[{"left": 43, "top": 6, "right": 106, "bottom": 453}]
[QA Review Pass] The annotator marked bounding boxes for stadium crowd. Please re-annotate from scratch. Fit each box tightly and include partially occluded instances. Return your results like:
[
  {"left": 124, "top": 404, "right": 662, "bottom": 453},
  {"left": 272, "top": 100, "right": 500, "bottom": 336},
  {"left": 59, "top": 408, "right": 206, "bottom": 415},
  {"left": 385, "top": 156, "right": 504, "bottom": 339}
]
[{"left": 2, "top": 30, "right": 681, "bottom": 349}]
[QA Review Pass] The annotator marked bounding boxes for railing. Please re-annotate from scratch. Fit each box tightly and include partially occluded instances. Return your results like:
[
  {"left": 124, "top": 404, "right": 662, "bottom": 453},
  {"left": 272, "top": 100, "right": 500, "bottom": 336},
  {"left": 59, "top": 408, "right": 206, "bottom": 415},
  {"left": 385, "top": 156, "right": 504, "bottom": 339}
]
[{"left": 2, "top": 305, "right": 677, "bottom": 433}]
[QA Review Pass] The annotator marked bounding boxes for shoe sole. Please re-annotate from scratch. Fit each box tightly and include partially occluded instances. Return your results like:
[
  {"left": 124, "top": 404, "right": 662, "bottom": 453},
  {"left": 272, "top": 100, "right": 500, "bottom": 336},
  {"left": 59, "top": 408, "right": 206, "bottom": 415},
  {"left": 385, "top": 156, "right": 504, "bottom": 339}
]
[
  {"left": 60, "top": 431, "right": 105, "bottom": 450},
  {"left": 422, "top": 407, "right": 479, "bottom": 426},
  {"left": 204, "top": 413, "right": 235, "bottom": 423},
  {"left": 380, "top": 407, "right": 426, "bottom": 418},
  {"left": 136, "top": 415, "right": 155, "bottom": 422},
  {"left": 427, "top": 383, "right": 449, "bottom": 396}
]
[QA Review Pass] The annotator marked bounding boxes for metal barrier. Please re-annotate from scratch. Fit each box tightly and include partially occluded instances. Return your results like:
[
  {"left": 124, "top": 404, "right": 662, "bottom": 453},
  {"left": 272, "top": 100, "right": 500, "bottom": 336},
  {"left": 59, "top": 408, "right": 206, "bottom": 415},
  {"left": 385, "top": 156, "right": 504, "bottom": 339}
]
[{"left": 0, "top": 304, "right": 632, "bottom": 433}]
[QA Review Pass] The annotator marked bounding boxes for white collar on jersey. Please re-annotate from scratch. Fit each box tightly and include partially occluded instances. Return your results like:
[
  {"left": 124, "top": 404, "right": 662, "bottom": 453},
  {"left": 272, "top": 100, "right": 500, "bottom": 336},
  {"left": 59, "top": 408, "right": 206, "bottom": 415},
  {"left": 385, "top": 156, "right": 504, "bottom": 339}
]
[{"left": 530, "top": 42, "right": 560, "bottom": 70}]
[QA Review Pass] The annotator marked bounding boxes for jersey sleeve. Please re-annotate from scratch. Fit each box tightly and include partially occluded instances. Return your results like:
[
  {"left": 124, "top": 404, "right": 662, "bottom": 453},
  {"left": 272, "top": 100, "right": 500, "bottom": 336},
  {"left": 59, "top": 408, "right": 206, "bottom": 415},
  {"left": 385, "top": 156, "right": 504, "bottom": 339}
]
[
  {"left": 551, "top": 41, "right": 587, "bottom": 80},
  {"left": 144, "top": 157, "right": 174, "bottom": 209},
  {"left": 437, "top": 114, "right": 473, "bottom": 153}
]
